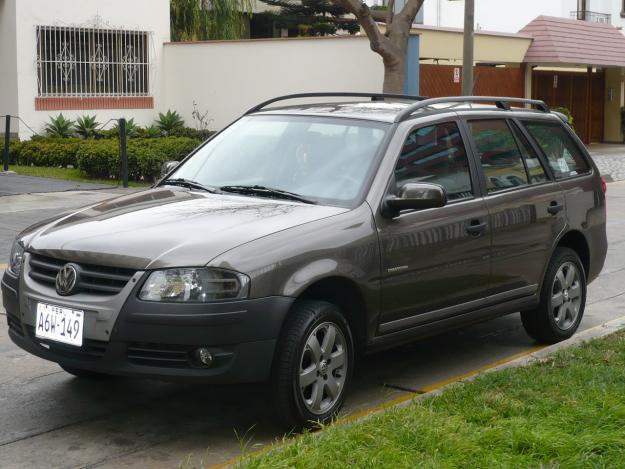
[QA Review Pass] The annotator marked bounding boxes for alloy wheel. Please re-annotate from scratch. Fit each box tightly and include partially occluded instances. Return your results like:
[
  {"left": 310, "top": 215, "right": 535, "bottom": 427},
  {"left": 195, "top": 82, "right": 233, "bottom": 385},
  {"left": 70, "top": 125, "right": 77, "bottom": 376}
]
[
  {"left": 551, "top": 261, "right": 582, "bottom": 331},
  {"left": 298, "top": 322, "right": 348, "bottom": 415}
]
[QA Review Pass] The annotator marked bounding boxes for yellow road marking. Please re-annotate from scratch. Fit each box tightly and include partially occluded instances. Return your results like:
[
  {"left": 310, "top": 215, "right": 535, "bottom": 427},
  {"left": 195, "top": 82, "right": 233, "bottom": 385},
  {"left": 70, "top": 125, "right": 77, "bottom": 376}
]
[
  {"left": 0, "top": 263, "right": 7, "bottom": 269},
  {"left": 207, "top": 344, "right": 547, "bottom": 469}
]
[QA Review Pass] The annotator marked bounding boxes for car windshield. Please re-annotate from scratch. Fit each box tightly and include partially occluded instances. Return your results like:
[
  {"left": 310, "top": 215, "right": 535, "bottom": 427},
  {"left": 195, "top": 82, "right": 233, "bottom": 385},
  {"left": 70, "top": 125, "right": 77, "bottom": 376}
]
[{"left": 166, "top": 115, "right": 390, "bottom": 207}]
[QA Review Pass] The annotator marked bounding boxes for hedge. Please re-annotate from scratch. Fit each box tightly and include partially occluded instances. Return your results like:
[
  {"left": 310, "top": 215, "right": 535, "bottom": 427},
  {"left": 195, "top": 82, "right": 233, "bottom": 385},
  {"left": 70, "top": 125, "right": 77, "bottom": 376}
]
[
  {"left": 4, "top": 136, "right": 201, "bottom": 181},
  {"left": 76, "top": 137, "right": 201, "bottom": 180}
]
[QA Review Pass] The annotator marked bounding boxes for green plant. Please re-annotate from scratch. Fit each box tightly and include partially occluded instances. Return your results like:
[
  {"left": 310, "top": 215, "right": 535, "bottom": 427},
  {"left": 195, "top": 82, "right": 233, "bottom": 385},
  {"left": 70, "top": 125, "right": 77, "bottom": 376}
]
[
  {"left": 169, "top": 126, "right": 215, "bottom": 140},
  {"left": 143, "top": 125, "right": 162, "bottom": 138},
  {"left": 156, "top": 110, "right": 185, "bottom": 136},
  {"left": 0, "top": 139, "right": 22, "bottom": 165},
  {"left": 75, "top": 115, "right": 100, "bottom": 139},
  {"left": 553, "top": 106, "right": 574, "bottom": 128},
  {"left": 44, "top": 114, "right": 75, "bottom": 138},
  {"left": 112, "top": 118, "right": 140, "bottom": 138},
  {"left": 18, "top": 138, "right": 81, "bottom": 167},
  {"left": 171, "top": 0, "right": 253, "bottom": 41}
]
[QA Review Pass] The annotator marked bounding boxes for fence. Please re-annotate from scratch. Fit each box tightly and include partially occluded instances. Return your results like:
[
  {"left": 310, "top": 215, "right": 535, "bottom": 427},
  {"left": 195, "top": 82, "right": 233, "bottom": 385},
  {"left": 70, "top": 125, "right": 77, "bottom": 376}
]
[
  {"left": 420, "top": 64, "right": 525, "bottom": 98},
  {"left": 1, "top": 114, "right": 129, "bottom": 187}
]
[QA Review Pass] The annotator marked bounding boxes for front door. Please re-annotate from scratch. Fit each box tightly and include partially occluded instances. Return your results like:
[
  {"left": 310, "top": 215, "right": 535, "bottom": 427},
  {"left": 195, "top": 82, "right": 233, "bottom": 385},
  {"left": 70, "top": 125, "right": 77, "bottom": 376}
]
[
  {"left": 376, "top": 121, "right": 492, "bottom": 335},
  {"left": 464, "top": 118, "right": 566, "bottom": 297}
]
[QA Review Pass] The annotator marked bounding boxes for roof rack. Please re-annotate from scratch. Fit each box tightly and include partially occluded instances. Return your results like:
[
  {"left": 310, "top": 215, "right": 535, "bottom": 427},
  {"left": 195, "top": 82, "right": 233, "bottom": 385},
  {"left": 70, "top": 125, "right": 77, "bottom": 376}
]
[
  {"left": 394, "top": 96, "right": 550, "bottom": 122},
  {"left": 245, "top": 92, "right": 427, "bottom": 115}
]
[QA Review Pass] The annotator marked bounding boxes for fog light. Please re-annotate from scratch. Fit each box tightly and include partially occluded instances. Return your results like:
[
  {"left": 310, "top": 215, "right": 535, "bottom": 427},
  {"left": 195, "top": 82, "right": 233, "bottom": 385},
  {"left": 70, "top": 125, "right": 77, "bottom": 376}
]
[{"left": 194, "top": 347, "right": 214, "bottom": 367}]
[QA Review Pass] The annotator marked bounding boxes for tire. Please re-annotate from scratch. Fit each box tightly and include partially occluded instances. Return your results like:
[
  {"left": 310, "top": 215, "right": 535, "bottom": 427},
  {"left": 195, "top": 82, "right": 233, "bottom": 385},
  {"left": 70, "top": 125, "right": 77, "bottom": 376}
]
[
  {"left": 60, "top": 364, "right": 113, "bottom": 379},
  {"left": 521, "top": 247, "right": 587, "bottom": 344},
  {"left": 271, "top": 300, "right": 354, "bottom": 429}
]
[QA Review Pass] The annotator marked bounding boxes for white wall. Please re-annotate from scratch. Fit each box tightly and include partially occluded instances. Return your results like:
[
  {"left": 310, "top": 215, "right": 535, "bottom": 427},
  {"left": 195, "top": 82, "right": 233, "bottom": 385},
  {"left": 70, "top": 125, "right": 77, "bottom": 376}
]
[
  {"left": 13, "top": 0, "right": 170, "bottom": 139},
  {"left": 421, "top": 0, "right": 625, "bottom": 32},
  {"left": 161, "top": 36, "right": 385, "bottom": 130},
  {"left": 0, "top": 0, "right": 19, "bottom": 135}
]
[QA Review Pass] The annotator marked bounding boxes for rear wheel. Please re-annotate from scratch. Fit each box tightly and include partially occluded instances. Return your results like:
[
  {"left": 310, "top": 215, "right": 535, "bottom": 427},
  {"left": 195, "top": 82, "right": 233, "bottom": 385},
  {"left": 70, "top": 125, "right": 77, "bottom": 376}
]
[
  {"left": 521, "top": 247, "right": 586, "bottom": 343},
  {"left": 272, "top": 300, "right": 354, "bottom": 429}
]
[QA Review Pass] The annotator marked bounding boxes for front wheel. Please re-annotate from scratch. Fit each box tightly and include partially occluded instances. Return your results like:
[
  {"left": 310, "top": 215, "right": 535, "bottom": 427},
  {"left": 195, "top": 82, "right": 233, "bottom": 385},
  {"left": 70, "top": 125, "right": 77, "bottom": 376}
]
[
  {"left": 521, "top": 247, "right": 586, "bottom": 343},
  {"left": 271, "top": 300, "right": 354, "bottom": 429}
]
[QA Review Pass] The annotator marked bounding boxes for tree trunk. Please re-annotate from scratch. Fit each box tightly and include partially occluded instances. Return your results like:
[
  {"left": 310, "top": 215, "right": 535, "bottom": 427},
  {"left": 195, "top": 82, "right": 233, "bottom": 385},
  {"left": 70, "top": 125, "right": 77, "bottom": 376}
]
[{"left": 382, "top": 56, "right": 405, "bottom": 94}]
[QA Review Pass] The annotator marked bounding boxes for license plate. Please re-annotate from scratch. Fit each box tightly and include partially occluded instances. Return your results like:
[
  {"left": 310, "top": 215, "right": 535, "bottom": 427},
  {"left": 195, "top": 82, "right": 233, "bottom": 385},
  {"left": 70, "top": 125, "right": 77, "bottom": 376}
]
[{"left": 35, "top": 303, "right": 84, "bottom": 347}]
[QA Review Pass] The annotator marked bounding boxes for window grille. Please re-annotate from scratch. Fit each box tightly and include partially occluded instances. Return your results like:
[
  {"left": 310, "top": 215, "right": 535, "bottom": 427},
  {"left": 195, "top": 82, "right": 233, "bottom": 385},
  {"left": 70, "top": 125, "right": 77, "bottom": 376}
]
[{"left": 36, "top": 26, "right": 151, "bottom": 97}]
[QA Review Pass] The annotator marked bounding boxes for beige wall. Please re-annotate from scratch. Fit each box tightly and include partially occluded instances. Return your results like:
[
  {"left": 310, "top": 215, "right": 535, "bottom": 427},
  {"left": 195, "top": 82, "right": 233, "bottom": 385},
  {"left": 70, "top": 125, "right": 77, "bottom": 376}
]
[
  {"left": 604, "top": 67, "right": 624, "bottom": 143},
  {"left": 162, "top": 36, "right": 384, "bottom": 129},
  {"left": 412, "top": 25, "right": 532, "bottom": 65}
]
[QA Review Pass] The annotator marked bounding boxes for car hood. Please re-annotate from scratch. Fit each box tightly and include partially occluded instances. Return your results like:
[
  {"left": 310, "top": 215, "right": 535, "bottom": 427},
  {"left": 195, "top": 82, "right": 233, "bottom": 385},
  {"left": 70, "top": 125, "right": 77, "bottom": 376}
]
[{"left": 24, "top": 188, "right": 348, "bottom": 270}]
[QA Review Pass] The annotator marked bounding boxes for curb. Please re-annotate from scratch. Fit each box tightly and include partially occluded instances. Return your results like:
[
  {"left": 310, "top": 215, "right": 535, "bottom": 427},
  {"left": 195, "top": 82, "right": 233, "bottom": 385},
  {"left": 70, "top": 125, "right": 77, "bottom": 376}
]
[{"left": 222, "top": 315, "right": 625, "bottom": 469}]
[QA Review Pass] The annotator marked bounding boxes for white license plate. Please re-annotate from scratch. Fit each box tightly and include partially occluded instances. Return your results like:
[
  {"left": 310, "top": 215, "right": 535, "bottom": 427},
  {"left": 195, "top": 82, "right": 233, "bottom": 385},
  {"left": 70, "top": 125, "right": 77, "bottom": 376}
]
[{"left": 35, "top": 303, "right": 84, "bottom": 347}]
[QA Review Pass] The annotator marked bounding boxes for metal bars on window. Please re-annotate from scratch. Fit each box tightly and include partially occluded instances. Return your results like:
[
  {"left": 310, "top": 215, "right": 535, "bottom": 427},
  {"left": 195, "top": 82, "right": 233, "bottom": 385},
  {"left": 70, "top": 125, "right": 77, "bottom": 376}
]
[{"left": 36, "top": 25, "right": 151, "bottom": 97}]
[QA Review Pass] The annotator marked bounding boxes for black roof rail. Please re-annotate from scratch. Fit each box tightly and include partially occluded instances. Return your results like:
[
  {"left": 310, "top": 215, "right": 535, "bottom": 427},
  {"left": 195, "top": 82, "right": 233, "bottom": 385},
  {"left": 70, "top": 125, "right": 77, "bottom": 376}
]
[
  {"left": 245, "top": 92, "right": 428, "bottom": 115},
  {"left": 394, "top": 96, "right": 551, "bottom": 122}
]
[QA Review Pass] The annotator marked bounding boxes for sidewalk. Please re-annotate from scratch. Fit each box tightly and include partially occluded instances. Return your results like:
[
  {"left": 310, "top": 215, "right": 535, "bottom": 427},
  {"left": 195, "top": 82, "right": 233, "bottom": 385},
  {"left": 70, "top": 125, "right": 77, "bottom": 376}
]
[
  {"left": 0, "top": 172, "right": 114, "bottom": 196},
  {"left": 588, "top": 143, "right": 625, "bottom": 182}
]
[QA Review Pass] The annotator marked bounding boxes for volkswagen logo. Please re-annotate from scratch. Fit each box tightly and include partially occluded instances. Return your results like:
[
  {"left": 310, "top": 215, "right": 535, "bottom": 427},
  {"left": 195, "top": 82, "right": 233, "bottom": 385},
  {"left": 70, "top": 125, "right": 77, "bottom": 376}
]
[{"left": 55, "top": 264, "right": 79, "bottom": 296}]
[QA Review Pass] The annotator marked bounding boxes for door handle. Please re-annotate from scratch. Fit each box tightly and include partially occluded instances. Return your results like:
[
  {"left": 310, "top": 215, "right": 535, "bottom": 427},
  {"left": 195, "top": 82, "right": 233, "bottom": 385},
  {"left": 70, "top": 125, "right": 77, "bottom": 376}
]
[
  {"left": 547, "top": 201, "right": 564, "bottom": 215},
  {"left": 466, "top": 220, "right": 488, "bottom": 236}
]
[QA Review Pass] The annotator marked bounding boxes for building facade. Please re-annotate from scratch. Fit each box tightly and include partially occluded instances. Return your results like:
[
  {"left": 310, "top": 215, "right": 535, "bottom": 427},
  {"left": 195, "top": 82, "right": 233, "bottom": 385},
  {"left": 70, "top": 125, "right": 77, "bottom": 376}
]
[{"left": 0, "top": 0, "right": 170, "bottom": 138}]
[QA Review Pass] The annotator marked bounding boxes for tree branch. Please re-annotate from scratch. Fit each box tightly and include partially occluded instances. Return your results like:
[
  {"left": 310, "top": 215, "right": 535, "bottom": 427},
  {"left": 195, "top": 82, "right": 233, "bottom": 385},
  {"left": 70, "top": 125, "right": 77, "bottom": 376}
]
[
  {"left": 394, "top": 0, "right": 424, "bottom": 28},
  {"left": 385, "top": 0, "right": 395, "bottom": 31},
  {"left": 330, "top": 0, "right": 397, "bottom": 60}
]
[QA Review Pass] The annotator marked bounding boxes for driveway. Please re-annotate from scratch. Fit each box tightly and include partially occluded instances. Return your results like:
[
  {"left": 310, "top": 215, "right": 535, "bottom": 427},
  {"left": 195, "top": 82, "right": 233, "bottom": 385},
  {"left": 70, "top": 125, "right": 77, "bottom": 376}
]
[
  {"left": 0, "top": 183, "right": 624, "bottom": 469},
  {"left": 0, "top": 172, "right": 113, "bottom": 197}
]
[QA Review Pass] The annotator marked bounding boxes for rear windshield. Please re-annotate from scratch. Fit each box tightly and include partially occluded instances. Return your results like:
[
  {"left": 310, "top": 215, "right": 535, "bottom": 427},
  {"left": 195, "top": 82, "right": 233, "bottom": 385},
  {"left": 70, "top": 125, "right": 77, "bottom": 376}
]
[
  {"left": 169, "top": 115, "right": 389, "bottom": 207},
  {"left": 522, "top": 121, "right": 591, "bottom": 179}
]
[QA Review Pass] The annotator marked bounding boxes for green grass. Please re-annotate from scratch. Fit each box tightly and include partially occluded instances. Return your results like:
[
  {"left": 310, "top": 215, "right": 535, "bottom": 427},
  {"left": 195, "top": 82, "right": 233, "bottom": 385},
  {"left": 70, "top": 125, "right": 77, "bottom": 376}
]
[
  {"left": 243, "top": 332, "right": 625, "bottom": 468},
  {"left": 8, "top": 165, "right": 149, "bottom": 187}
]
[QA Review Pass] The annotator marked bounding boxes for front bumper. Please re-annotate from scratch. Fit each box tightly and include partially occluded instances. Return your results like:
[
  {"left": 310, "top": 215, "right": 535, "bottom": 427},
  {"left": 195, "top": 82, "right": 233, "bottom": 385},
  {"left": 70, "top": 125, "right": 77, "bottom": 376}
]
[{"left": 2, "top": 270, "right": 294, "bottom": 383}]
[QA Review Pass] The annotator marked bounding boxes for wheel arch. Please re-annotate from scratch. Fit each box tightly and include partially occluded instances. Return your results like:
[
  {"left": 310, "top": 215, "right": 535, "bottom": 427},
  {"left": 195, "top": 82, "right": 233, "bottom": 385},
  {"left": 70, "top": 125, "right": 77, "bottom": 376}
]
[
  {"left": 555, "top": 230, "right": 590, "bottom": 279},
  {"left": 290, "top": 276, "right": 369, "bottom": 356}
]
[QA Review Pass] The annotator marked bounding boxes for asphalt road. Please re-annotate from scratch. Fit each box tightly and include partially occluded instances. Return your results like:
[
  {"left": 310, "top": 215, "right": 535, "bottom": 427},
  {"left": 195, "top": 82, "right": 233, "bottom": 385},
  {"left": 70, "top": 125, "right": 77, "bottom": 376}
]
[
  {"left": 0, "top": 172, "right": 113, "bottom": 197},
  {"left": 1, "top": 183, "right": 624, "bottom": 469}
]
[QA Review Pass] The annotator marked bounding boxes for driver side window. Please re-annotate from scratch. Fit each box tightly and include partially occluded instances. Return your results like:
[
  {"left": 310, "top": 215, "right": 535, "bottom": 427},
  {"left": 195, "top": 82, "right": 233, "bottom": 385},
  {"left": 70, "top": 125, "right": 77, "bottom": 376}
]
[{"left": 395, "top": 122, "right": 473, "bottom": 201}]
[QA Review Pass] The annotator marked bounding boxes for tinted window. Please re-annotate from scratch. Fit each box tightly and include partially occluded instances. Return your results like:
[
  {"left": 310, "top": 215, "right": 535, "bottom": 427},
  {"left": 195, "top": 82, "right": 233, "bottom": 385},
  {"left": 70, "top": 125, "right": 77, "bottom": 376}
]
[
  {"left": 469, "top": 120, "right": 529, "bottom": 193},
  {"left": 395, "top": 122, "right": 472, "bottom": 201},
  {"left": 509, "top": 122, "right": 548, "bottom": 184},
  {"left": 523, "top": 121, "right": 590, "bottom": 179}
]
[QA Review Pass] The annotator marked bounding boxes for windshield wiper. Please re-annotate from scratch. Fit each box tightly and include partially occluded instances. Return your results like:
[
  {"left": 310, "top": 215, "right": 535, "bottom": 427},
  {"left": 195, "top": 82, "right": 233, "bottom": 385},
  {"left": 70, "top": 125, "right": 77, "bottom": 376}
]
[
  {"left": 163, "top": 178, "right": 220, "bottom": 194},
  {"left": 219, "top": 185, "right": 317, "bottom": 204}
]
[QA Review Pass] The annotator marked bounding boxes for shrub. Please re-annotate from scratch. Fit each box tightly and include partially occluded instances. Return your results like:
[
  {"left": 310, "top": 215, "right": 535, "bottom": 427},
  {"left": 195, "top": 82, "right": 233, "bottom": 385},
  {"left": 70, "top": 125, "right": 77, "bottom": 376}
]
[
  {"left": 169, "top": 126, "right": 216, "bottom": 141},
  {"left": 156, "top": 110, "right": 185, "bottom": 135},
  {"left": 142, "top": 126, "right": 162, "bottom": 138},
  {"left": 44, "top": 114, "right": 75, "bottom": 138},
  {"left": 75, "top": 115, "right": 100, "bottom": 139},
  {"left": 77, "top": 137, "right": 201, "bottom": 180},
  {"left": 18, "top": 138, "right": 81, "bottom": 167},
  {"left": 552, "top": 106, "right": 574, "bottom": 128},
  {"left": 0, "top": 139, "right": 22, "bottom": 165}
]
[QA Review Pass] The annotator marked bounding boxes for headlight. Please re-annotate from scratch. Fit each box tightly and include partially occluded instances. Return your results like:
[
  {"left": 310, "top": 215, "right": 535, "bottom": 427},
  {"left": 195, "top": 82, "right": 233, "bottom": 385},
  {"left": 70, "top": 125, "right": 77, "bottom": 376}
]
[
  {"left": 8, "top": 240, "right": 25, "bottom": 276},
  {"left": 138, "top": 268, "right": 249, "bottom": 302}
]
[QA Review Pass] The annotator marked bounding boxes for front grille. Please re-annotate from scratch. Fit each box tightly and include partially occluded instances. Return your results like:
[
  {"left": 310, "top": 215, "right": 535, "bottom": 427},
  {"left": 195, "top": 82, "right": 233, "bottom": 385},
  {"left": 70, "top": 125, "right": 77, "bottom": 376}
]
[
  {"left": 7, "top": 312, "right": 24, "bottom": 337},
  {"left": 29, "top": 254, "right": 135, "bottom": 295},
  {"left": 26, "top": 326, "right": 108, "bottom": 360},
  {"left": 127, "top": 342, "right": 192, "bottom": 368}
]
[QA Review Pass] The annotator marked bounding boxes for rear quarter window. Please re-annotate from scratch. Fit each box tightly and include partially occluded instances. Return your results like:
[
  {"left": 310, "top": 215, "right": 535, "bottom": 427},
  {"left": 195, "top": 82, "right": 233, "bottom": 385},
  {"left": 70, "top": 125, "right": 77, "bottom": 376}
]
[{"left": 522, "top": 121, "right": 591, "bottom": 179}]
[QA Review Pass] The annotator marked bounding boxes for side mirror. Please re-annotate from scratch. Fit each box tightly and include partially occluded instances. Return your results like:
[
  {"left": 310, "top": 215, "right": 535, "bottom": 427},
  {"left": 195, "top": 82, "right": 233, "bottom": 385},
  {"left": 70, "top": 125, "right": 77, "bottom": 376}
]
[
  {"left": 383, "top": 183, "right": 447, "bottom": 217},
  {"left": 161, "top": 161, "right": 179, "bottom": 178}
]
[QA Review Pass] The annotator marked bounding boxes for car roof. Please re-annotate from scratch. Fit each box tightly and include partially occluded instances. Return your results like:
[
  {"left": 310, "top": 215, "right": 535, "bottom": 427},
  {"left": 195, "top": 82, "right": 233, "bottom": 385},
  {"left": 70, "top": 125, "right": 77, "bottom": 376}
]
[{"left": 252, "top": 100, "right": 557, "bottom": 124}]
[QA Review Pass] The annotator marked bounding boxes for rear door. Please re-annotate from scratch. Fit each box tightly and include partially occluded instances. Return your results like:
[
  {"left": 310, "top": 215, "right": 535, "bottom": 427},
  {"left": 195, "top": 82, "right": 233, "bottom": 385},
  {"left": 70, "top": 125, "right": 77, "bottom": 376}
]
[
  {"left": 464, "top": 118, "right": 566, "bottom": 297},
  {"left": 376, "top": 120, "right": 492, "bottom": 335}
]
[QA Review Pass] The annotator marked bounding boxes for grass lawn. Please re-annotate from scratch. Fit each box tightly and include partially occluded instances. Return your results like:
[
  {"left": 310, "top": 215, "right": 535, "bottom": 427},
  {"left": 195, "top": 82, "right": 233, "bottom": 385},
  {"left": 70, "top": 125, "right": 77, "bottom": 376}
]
[
  {"left": 8, "top": 165, "right": 149, "bottom": 188},
  {"left": 243, "top": 332, "right": 625, "bottom": 468}
]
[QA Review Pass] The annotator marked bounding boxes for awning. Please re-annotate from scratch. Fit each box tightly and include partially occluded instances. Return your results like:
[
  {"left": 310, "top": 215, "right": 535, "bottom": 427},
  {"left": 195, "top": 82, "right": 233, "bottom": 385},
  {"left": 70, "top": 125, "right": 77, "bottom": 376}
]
[{"left": 520, "top": 16, "right": 625, "bottom": 68}]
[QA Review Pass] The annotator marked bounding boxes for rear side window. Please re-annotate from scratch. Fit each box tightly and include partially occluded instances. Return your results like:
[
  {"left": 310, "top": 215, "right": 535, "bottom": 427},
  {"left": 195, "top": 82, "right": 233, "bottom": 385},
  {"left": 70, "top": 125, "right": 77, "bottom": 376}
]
[
  {"left": 509, "top": 122, "right": 548, "bottom": 184},
  {"left": 395, "top": 122, "right": 473, "bottom": 201},
  {"left": 468, "top": 119, "right": 529, "bottom": 193},
  {"left": 523, "top": 121, "right": 590, "bottom": 179}
]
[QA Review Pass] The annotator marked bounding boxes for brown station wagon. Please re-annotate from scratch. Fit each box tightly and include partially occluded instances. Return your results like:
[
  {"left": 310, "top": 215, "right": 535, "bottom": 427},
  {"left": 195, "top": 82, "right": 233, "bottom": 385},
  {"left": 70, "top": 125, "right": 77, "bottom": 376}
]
[{"left": 2, "top": 94, "right": 607, "bottom": 427}]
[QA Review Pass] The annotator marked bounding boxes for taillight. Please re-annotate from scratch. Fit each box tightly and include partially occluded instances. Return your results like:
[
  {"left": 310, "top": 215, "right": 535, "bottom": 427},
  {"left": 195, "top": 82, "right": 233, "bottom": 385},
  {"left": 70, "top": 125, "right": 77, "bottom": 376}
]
[{"left": 601, "top": 177, "right": 607, "bottom": 194}]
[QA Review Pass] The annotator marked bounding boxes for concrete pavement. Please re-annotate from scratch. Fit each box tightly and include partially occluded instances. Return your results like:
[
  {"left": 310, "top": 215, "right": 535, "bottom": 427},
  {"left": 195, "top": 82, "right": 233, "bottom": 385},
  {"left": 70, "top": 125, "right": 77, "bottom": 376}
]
[{"left": 0, "top": 182, "right": 624, "bottom": 468}]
